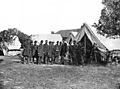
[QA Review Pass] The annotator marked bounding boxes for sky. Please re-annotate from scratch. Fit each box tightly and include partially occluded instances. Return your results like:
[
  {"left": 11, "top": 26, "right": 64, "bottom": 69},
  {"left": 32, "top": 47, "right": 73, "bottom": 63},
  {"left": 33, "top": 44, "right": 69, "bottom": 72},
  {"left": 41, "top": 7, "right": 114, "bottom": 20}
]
[
  {"left": 0, "top": 0, "right": 103, "bottom": 35},
  {"left": 0, "top": 0, "right": 120, "bottom": 50}
]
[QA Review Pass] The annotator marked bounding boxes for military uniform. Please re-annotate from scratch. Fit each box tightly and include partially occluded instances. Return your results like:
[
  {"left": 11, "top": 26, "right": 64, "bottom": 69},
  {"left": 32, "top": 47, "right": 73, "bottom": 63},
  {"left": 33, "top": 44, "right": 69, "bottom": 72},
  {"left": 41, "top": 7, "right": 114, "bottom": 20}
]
[
  {"left": 48, "top": 42, "right": 54, "bottom": 63},
  {"left": 71, "top": 44, "right": 78, "bottom": 65},
  {"left": 32, "top": 41, "right": 38, "bottom": 64},
  {"left": 76, "top": 43, "right": 84, "bottom": 65},
  {"left": 54, "top": 43, "right": 61, "bottom": 63},
  {"left": 60, "top": 42, "right": 67, "bottom": 64},
  {"left": 43, "top": 41, "right": 49, "bottom": 64},
  {"left": 91, "top": 43, "right": 100, "bottom": 64},
  {"left": 37, "top": 43, "right": 44, "bottom": 64},
  {"left": 22, "top": 41, "right": 31, "bottom": 64}
]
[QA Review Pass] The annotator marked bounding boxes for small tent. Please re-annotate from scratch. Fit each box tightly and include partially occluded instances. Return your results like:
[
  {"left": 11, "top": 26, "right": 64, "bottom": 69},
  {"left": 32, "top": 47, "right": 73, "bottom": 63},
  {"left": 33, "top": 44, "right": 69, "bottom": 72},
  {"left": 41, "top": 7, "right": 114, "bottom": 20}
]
[
  {"left": 75, "top": 23, "right": 108, "bottom": 63},
  {"left": 7, "top": 36, "right": 21, "bottom": 50},
  {"left": 31, "top": 34, "right": 62, "bottom": 44},
  {"left": 75, "top": 23, "right": 108, "bottom": 52},
  {"left": 5, "top": 36, "right": 21, "bottom": 56}
]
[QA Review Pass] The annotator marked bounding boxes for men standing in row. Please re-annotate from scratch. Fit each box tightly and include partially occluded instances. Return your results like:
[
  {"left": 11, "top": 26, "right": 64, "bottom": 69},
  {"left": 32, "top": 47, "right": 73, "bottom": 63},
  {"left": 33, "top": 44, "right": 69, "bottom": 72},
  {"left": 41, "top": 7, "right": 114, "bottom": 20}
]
[{"left": 68, "top": 40, "right": 85, "bottom": 66}]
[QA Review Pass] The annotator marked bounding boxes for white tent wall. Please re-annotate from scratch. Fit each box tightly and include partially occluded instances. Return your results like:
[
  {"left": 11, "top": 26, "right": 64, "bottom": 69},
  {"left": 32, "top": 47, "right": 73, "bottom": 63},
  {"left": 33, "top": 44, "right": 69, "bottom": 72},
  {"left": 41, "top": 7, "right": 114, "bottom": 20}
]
[
  {"left": 7, "top": 36, "right": 21, "bottom": 50},
  {"left": 84, "top": 24, "right": 120, "bottom": 50},
  {"left": 75, "top": 28, "right": 85, "bottom": 41},
  {"left": 95, "top": 33, "right": 120, "bottom": 50},
  {"left": 67, "top": 33, "right": 74, "bottom": 43},
  {"left": 67, "top": 32, "right": 78, "bottom": 43},
  {"left": 3, "top": 36, "right": 22, "bottom": 56},
  {"left": 31, "top": 34, "right": 62, "bottom": 44}
]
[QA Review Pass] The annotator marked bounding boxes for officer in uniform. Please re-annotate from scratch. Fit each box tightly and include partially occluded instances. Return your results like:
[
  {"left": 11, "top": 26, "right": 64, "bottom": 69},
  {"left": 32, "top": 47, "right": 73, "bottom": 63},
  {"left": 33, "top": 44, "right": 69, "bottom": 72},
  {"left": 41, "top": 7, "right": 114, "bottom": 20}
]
[
  {"left": 92, "top": 43, "right": 100, "bottom": 64},
  {"left": 37, "top": 40, "right": 44, "bottom": 64},
  {"left": 72, "top": 40, "right": 78, "bottom": 65},
  {"left": 68, "top": 40, "right": 73, "bottom": 65},
  {"left": 29, "top": 41, "right": 33, "bottom": 64},
  {"left": 48, "top": 41, "right": 54, "bottom": 64},
  {"left": 76, "top": 42, "right": 84, "bottom": 65},
  {"left": 60, "top": 40, "right": 68, "bottom": 65},
  {"left": 54, "top": 41, "right": 61, "bottom": 64},
  {"left": 22, "top": 40, "right": 31, "bottom": 64},
  {"left": 32, "top": 41, "right": 38, "bottom": 64},
  {"left": 43, "top": 40, "right": 49, "bottom": 64}
]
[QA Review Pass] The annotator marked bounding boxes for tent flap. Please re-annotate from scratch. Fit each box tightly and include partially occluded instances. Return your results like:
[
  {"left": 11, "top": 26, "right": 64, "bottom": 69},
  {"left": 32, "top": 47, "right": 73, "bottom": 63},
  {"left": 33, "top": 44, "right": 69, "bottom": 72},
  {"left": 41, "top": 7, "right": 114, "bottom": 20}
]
[{"left": 75, "top": 23, "right": 108, "bottom": 52}]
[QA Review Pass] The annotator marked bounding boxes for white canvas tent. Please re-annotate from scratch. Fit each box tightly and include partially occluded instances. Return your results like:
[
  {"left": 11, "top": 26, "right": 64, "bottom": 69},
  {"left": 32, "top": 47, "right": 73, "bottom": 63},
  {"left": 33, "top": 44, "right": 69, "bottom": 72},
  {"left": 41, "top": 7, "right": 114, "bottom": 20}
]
[
  {"left": 31, "top": 34, "right": 62, "bottom": 44},
  {"left": 75, "top": 23, "right": 108, "bottom": 52},
  {"left": 7, "top": 36, "right": 21, "bottom": 50},
  {"left": 4, "top": 36, "right": 21, "bottom": 56},
  {"left": 96, "top": 34, "right": 120, "bottom": 50},
  {"left": 67, "top": 31, "right": 78, "bottom": 43}
]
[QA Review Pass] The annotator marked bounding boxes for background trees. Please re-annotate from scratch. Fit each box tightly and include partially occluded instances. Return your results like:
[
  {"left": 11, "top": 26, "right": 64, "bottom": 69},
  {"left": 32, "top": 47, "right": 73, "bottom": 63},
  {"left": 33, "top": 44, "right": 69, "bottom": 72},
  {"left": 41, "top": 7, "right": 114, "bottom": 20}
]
[
  {"left": 93, "top": 0, "right": 120, "bottom": 38},
  {"left": 0, "top": 28, "right": 31, "bottom": 48}
]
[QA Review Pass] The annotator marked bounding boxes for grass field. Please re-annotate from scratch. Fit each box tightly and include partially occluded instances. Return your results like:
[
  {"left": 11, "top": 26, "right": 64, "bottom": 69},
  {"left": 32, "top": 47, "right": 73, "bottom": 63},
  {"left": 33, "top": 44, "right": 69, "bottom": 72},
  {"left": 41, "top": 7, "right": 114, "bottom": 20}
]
[{"left": 0, "top": 57, "right": 120, "bottom": 89}]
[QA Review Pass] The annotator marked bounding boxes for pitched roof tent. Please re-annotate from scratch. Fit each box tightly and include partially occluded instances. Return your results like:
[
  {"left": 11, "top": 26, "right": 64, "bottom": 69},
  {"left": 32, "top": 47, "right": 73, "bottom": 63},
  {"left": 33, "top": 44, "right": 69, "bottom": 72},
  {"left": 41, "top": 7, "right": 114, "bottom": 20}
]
[
  {"left": 75, "top": 23, "right": 108, "bottom": 52},
  {"left": 55, "top": 29, "right": 79, "bottom": 38}
]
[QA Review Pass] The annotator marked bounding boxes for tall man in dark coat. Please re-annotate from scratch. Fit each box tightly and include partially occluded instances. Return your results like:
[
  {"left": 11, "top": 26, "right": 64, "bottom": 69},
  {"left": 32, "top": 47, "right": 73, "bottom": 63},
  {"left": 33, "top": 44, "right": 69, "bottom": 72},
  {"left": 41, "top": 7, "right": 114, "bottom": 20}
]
[
  {"left": 43, "top": 40, "right": 49, "bottom": 64},
  {"left": 71, "top": 40, "right": 78, "bottom": 65},
  {"left": 32, "top": 41, "right": 38, "bottom": 64},
  {"left": 91, "top": 43, "right": 101, "bottom": 64},
  {"left": 60, "top": 40, "right": 68, "bottom": 64},
  {"left": 37, "top": 40, "right": 44, "bottom": 64},
  {"left": 54, "top": 41, "right": 61, "bottom": 63},
  {"left": 22, "top": 40, "right": 31, "bottom": 64},
  {"left": 76, "top": 42, "right": 84, "bottom": 65}
]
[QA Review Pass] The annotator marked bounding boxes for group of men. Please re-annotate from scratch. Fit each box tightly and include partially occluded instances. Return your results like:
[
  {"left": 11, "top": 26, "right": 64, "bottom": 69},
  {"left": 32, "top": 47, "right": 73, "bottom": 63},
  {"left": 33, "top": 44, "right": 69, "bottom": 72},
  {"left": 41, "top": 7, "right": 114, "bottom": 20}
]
[
  {"left": 68, "top": 41, "right": 100, "bottom": 65},
  {"left": 22, "top": 40, "right": 66, "bottom": 64},
  {"left": 22, "top": 39, "right": 102, "bottom": 65}
]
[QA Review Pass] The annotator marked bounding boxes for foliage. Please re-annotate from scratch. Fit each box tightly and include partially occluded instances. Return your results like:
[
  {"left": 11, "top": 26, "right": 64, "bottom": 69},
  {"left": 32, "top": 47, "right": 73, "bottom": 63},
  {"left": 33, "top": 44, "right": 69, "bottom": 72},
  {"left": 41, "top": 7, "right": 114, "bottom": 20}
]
[
  {"left": 17, "top": 30, "right": 31, "bottom": 48},
  {"left": 0, "top": 28, "right": 31, "bottom": 48},
  {"left": 93, "top": 0, "right": 120, "bottom": 38}
]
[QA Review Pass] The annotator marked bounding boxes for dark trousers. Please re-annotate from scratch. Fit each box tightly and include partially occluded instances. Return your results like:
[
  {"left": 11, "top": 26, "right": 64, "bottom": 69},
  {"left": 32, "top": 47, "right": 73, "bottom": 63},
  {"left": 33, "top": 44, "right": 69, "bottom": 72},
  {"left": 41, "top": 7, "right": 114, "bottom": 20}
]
[
  {"left": 61, "top": 56, "right": 64, "bottom": 65},
  {"left": 38, "top": 56, "right": 43, "bottom": 64},
  {"left": 43, "top": 53, "right": 48, "bottom": 64},
  {"left": 33, "top": 56, "right": 38, "bottom": 64},
  {"left": 71, "top": 52, "right": 77, "bottom": 65}
]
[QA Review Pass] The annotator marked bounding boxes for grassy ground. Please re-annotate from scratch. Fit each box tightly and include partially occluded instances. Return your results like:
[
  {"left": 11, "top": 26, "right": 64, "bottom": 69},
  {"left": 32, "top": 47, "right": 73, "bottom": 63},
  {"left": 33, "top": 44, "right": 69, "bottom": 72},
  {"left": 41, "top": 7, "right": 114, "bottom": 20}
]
[{"left": 0, "top": 57, "right": 120, "bottom": 89}]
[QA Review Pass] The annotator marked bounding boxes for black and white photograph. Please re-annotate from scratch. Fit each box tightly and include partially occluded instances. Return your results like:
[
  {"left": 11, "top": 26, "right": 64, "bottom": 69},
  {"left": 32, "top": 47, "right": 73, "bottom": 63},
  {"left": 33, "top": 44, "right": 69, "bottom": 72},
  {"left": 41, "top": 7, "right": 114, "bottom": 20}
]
[{"left": 0, "top": 0, "right": 120, "bottom": 89}]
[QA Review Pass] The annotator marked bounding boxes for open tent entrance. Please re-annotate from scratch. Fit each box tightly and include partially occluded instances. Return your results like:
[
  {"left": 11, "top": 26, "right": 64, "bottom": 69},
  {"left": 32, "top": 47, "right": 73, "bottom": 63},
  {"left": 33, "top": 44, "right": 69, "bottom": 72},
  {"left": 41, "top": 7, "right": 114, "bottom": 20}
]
[
  {"left": 75, "top": 23, "right": 108, "bottom": 65},
  {"left": 79, "top": 33, "right": 93, "bottom": 64}
]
